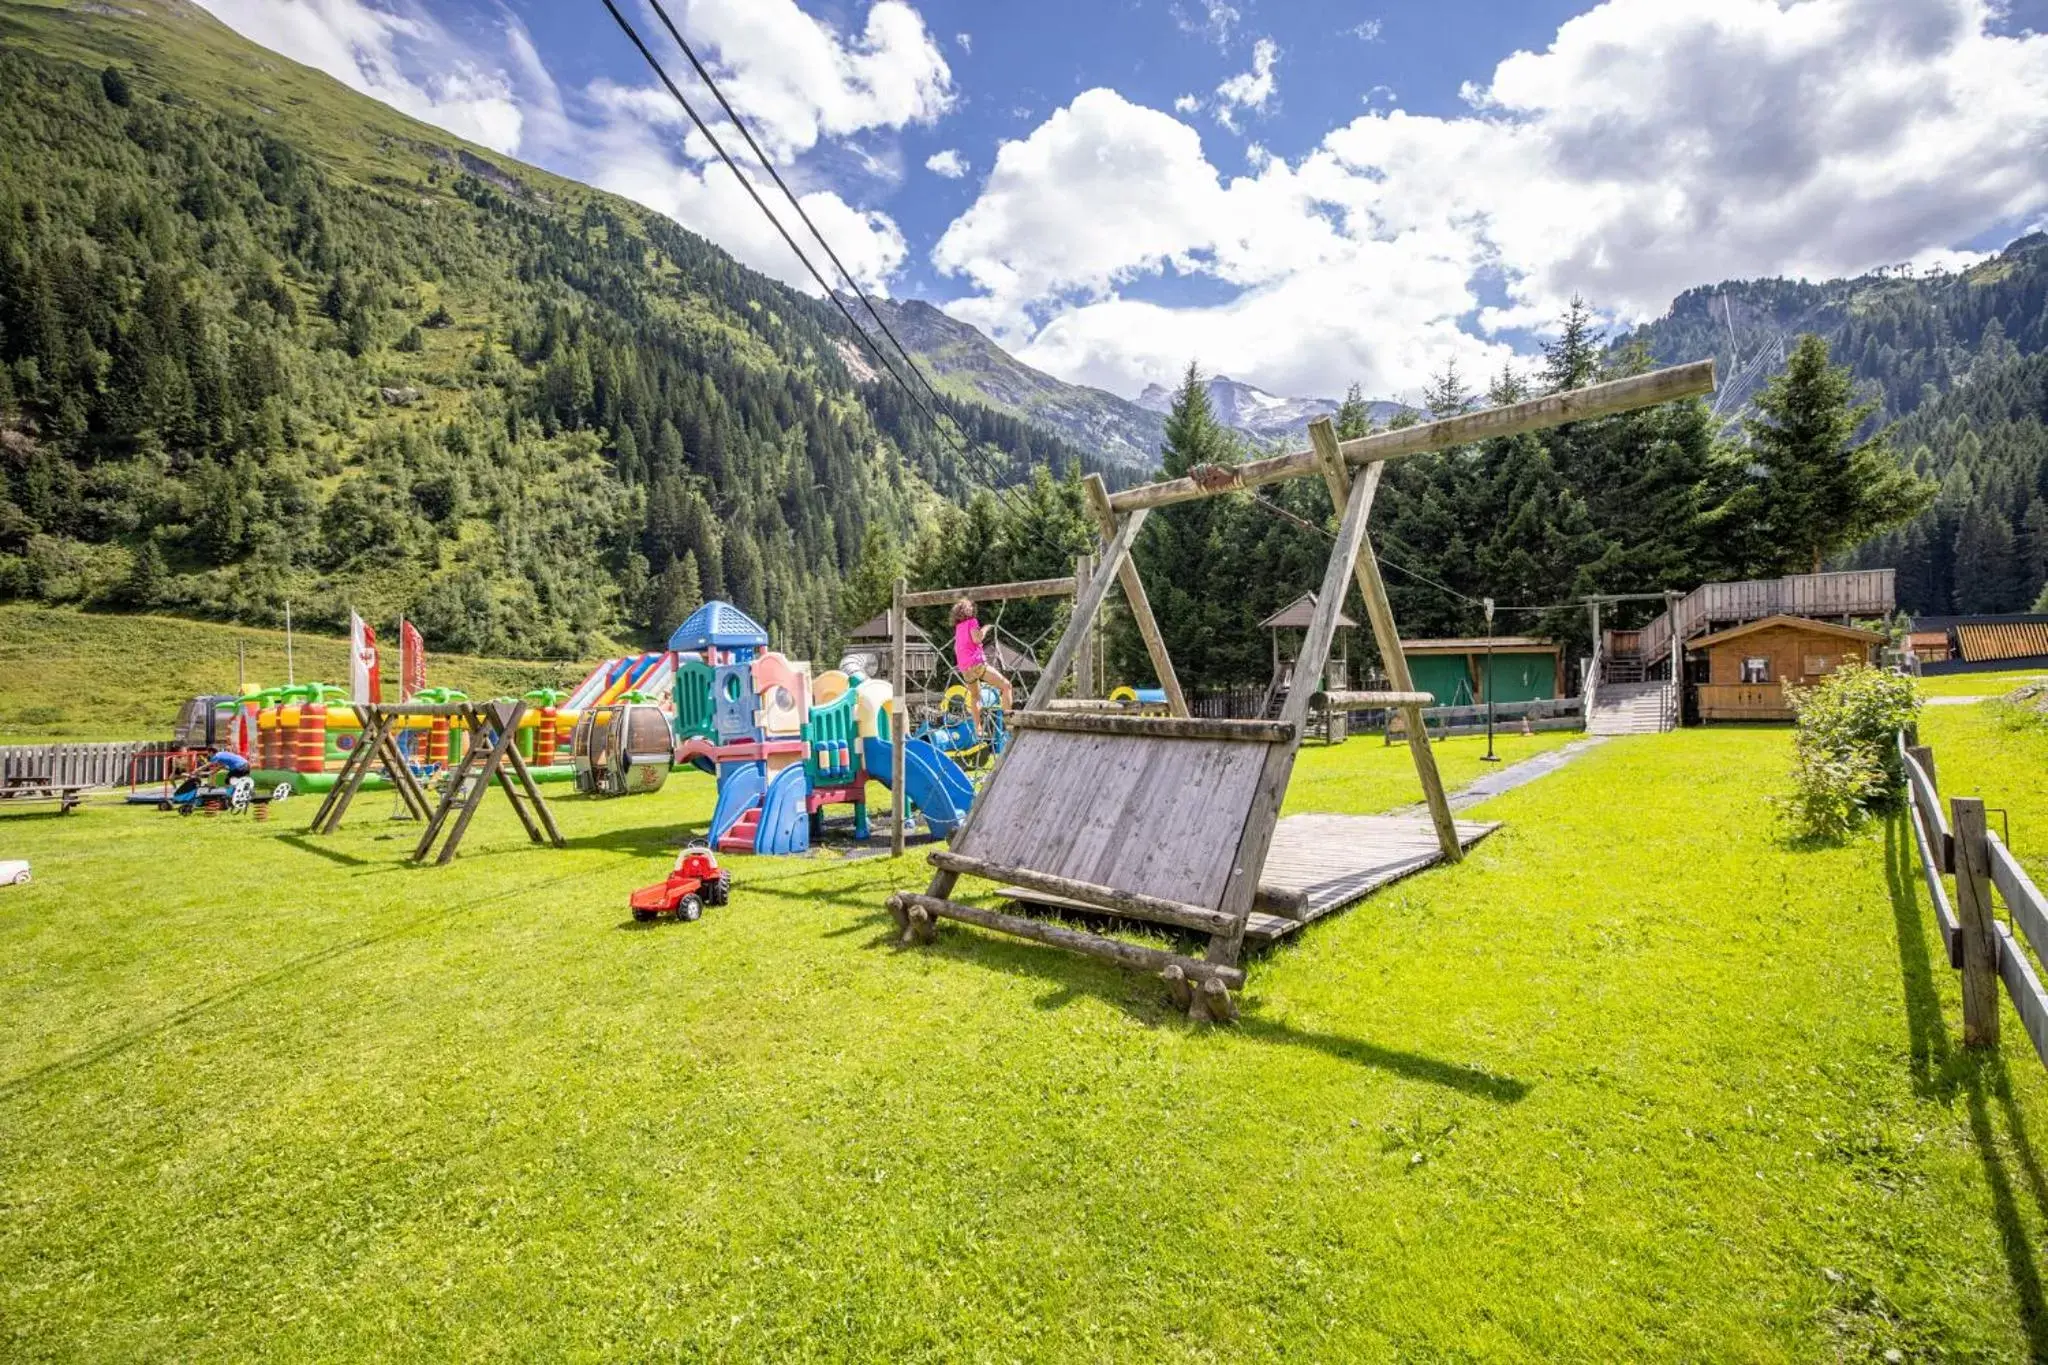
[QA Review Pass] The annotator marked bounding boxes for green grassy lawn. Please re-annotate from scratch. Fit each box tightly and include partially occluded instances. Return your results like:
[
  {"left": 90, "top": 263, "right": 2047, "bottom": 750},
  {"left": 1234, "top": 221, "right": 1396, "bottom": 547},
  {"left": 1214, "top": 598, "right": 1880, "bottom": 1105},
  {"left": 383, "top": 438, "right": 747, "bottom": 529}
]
[
  {"left": 1918, "top": 698, "right": 2048, "bottom": 887},
  {"left": 4, "top": 728, "right": 2047, "bottom": 1359},
  {"left": 1917, "top": 668, "right": 2048, "bottom": 698},
  {"left": 0, "top": 606, "right": 597, "bottom": 743}
]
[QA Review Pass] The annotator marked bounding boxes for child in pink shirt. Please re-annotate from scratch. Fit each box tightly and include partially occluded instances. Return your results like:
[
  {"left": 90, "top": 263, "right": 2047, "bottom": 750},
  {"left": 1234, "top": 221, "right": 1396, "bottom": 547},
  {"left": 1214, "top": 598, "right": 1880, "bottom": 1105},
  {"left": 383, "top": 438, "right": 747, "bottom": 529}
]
[{"left": 951, "top": 598, "right": 1014, "bottom": 726}]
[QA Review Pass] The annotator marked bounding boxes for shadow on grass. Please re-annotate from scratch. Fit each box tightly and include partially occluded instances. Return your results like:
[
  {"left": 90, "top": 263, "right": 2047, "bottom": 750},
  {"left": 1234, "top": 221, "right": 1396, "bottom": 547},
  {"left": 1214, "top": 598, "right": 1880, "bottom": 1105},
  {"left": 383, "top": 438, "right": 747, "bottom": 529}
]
[
  {"left": 271, "top": 832, "right": 370, "bottom": 867},
  {"left": 1884, "top": 810, "right": 2048, "bottom": 1355},
  {"left": 869, "top": 901, "right": 1530, "bottom": 1103}
]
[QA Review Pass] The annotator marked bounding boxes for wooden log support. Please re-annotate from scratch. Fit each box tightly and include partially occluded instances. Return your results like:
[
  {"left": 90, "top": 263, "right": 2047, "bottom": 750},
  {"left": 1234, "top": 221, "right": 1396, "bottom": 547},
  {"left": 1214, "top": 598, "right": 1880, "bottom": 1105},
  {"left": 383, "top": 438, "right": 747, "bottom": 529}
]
[
  {"left": 1309, "top": 417, "right": 1462, "bottom": 862},
  {"left": 1023, "top": 509, "right": 1150, "bottom": 714},
  {"left": 1193, "top": 976, "right": 1239, "bottom": 1024},
  {"left": 1073, "top": 552, "right": 1096, "bottom": 699},
  {"left": 891, "top": 578, "right": 908, "bottom": 858},
  {"left": 927, "top": 851, "right": 1239, "bottom": 935},
  {"left": 1311, "top": 690, "right": 1438, "bottom": 711},
  {"left": 899, "top": 577, "right": 1078, "bottom": 609},
  {"left": 1010, "top": 711, "right": 1293, "bottom": 743},
  {"left": 1106, "top": 360, "right": 1716, "bottom": 514},
  {"left": 1161, "top": 963, "right": 1194, "bottom": 1012},
  {"left": 1082, "top": 473, "right": 1189, "bottom": 717},
  {"left": 1953, "top": 796, "right": 2000, "bottom": 1047},
  {"left": 887, "top": 892, "right": 1247, "bottom": 988}
]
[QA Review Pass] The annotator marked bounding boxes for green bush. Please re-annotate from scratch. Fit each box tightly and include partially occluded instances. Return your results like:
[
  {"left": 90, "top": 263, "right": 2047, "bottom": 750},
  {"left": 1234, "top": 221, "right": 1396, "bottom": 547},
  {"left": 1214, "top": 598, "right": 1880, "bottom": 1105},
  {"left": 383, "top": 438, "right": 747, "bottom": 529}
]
[{"left": 1777, "top": 662, "right": 1921, "bottom": 842}]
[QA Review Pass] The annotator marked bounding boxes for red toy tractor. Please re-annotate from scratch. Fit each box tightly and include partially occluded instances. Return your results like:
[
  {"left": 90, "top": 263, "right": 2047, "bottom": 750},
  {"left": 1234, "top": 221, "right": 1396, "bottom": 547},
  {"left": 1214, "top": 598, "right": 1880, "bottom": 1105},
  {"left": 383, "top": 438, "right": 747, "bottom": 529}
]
[{"left": 629, "top": 844, "right": 732, "bottom": 923}]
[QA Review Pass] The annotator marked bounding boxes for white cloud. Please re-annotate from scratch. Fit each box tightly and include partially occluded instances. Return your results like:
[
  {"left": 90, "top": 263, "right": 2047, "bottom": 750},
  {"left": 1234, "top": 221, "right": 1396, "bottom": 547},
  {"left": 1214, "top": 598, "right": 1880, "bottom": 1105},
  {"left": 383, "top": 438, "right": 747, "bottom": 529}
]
[
  {"left": 1173, "top": 0, "right": 1240, "bottom": 49},
  {"left": 926, "top": 148, "right": 968, "bottom": 178},
  {"left": 657, "top": 0, "right": 954, "bottom": 161},
  {"left": 934, "top": 0, "right": 2048, "bottom": 399},
  {"left": 956, "top": 31, "right": 972, "bottom": 54},
  {"left": 1347, "top": 20, "right": 1384, "bottom": 42},
  {"left": 192, "top": 0, "right": 526, "bottom": 153},
  {"left": 1214, "top": 37, "right": 1278, "bottom": 133}
]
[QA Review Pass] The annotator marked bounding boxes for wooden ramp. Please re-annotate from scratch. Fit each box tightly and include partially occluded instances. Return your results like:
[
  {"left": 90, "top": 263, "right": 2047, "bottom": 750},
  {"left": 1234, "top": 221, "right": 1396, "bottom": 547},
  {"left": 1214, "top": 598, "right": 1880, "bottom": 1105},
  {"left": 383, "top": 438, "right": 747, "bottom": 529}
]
[
  {"left": 999, "top": 812, "right": 1496, "bottom": 944},
  {"left": 1242, "top": 813, "right": 1496, "bottom": 940}
]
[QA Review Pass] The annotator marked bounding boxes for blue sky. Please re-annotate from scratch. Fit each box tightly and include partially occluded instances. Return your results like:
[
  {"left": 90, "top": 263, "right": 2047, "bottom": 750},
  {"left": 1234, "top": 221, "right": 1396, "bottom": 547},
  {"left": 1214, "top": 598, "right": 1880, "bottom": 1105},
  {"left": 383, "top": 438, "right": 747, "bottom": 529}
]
[{"left": 197, "top": 0, "right": 2048, "bottom": 402}]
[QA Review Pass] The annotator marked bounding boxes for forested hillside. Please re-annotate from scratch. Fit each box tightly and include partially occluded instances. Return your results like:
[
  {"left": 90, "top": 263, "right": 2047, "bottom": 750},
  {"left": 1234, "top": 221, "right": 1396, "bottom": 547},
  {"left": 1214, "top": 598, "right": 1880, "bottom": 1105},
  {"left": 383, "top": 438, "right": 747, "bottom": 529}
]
[
  {"left": 0, "top": 0, "right": 1096, "bottom": 659},
  {"left": 1625, "top": 234, "right": 2048, "bottom": 614}
]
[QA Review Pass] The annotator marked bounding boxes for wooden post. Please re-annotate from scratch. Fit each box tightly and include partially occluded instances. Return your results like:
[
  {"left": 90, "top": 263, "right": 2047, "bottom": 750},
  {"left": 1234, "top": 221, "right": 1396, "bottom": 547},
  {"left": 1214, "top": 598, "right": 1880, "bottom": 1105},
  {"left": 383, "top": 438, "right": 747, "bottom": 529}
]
[
  {"left": 1907, "top": 743, "right": 1937, "bottom": 792},
  {"left": 892, "top": 577, "right": 907, "bottom": 858},
  {"left": 1024, "top": 509, "right": 1149, "bottom": 713},
  {"left": 1954, "top": 796, "right": 2000, "bottom": 1047},
  {"left": 1307, "top": 417, "right": 1460, "bottom": 861},
  {"left": 1073, "top": 552, "right": 1096, "bottom": 699},
  {"left": 1081, "top": 473, "right": 1188, "bottom": 717}
]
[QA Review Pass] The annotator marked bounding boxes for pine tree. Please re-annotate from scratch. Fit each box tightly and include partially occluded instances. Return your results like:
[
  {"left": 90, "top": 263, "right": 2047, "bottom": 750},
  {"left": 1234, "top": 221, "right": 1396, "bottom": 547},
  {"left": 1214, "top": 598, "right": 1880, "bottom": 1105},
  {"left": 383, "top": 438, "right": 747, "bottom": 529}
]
[
  {"left": 117, "top": 538, "right": 165, "bottom": 607},
  {"left": 840, "top": 521, "right": 902, "bottom": 630},
  {"left": 1542, "top": 297, "right": 1603, "bottom": 392},
  {"left": 1743, "top": 334, "right": 1934, "bottom": 574},
  {"left": 1952, "top": 504, "right": 2023, "bottom": 612},
  {"left": 1334, "top": 383, "right": 1374, "bottom": 439}
]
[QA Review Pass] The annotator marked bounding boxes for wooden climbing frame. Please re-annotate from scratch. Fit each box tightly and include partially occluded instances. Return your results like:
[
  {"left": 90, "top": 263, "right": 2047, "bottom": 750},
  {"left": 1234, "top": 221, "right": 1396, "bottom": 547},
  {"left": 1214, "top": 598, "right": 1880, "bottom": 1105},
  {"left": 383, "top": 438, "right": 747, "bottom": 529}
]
[
  {"left": 888, "top": 360, "right": 1717, "bottom": 1018},
  {"left": 306, "top": 700, "right": 565, "bottom": 864}
]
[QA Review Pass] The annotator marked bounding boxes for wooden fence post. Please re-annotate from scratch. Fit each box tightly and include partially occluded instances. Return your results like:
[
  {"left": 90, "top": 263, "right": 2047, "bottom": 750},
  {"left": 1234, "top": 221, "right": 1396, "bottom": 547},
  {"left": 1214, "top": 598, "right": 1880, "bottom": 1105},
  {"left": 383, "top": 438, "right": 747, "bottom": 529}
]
[
  {"left": 1954, "top": 795, "right": 2000, "bottom": 1047},
  {"left": 892, "top": 577, "right": 907, "bottom": 858},
  {"left": 1074, "top": 552, "right": 1095, "bottom": 699},
  {"left": 1907, "top": 743, "right": 1936, "bottom": 791}
]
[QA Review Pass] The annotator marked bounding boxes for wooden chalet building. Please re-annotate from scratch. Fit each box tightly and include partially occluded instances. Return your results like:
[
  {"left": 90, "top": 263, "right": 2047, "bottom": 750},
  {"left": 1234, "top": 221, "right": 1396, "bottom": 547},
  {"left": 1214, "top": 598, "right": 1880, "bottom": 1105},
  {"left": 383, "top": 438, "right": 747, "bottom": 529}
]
[{"left": 1688, "top": 615, "right": 1886, "bottom": 722}]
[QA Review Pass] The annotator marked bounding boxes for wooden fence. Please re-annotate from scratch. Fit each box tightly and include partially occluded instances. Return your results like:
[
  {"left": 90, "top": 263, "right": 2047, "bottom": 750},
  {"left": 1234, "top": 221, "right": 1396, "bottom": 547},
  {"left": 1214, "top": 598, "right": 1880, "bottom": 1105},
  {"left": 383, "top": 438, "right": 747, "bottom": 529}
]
[
  {"left": 1900, "top": 731, "right": 2048, "bottom": 1061},
  {"left": 0, "top": 741, "right": 174, "bottom": 811}
]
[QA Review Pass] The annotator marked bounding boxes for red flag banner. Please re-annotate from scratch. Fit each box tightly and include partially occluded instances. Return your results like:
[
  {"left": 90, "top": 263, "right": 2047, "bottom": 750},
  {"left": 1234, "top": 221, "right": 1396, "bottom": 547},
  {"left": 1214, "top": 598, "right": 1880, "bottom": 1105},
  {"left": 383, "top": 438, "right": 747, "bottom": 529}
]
[{"left": 400, "top": 619, "right": 426, "bottom": 701}]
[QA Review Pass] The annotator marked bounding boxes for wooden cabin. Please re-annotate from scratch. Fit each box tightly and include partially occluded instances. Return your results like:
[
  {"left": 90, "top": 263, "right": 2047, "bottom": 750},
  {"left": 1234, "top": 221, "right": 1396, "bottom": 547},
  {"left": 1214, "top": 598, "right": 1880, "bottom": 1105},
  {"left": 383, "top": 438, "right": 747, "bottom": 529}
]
[{"left": 1688, "top": 614, "right": 1884, "bottom": 722}]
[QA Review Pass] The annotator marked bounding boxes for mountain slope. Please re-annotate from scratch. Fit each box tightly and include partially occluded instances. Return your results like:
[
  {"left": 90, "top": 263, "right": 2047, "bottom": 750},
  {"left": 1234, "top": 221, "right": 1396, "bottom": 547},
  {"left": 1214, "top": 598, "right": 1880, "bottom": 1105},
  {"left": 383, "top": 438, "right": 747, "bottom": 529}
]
[
  {"left": 0, "top": 0, "right": 1095, "bottom": 658},
  {"left": 1622, "top": 233, "right": 2048, "bottom": 615},
  {"left": 1621, "top": 233, "right": 2048, "bottom": 428},
  {"left": 860, "top": 297, "right": 1167, "bottom": 475},
  {"left": 1132, "top": 375, "right": 1408, "bottom": 443}
]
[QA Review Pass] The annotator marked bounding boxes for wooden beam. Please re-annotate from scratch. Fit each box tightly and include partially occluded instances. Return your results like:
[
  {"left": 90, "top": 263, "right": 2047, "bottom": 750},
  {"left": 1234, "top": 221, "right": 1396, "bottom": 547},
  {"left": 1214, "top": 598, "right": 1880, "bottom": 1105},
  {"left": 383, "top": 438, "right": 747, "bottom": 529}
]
[
  {"left": 899, "top": 576, "right": 1077, "bottom": 609},
  {"left": 1082, "top": 473, "right": 1188, "bottom": 717},
  {"left": 1011, "top": 711, "right": 1292, "bottom": 743},
  {"left": 1312, "top": 689, "right": 1437, "bottom": 710},
  {"left": 888, "top": 892, "right": 1246, "bottom": 988},
  {"left": 1106, "top": 360, "right": 1716, "bottom": 514},
  {"left": 891, "top": 578, "right": 908, "bottom": 859},
  {"left": 1023, "top": 509, "right": 1148, "bottom": 713},
  {"left": 1278, "top": 470, "right": 1378, "bottom": 735},
  {"left": 1309, "top": 417, "right": 1461, "bottom": 862},
  {"left": 928, "top": 851, "right": 1238, "bottom": 935},
  {"left": 1073, "top": 552, "right": 1095, "bottom": 699}
]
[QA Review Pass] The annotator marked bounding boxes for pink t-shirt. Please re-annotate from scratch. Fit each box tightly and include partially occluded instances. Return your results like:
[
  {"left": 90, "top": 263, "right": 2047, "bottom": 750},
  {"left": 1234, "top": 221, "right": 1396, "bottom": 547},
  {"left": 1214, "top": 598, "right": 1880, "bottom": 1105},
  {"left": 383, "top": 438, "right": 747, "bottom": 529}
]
[{"left": 954, "top": 617, "right": 986, "bottom": 670}]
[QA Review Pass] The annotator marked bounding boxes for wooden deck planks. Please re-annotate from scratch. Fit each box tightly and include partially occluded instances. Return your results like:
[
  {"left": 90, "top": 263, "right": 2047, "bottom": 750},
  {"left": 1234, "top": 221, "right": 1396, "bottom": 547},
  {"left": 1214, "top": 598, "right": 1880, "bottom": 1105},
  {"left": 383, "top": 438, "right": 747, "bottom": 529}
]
[
  {"left": 954, "top": 726, "right": 1272, "bottom": 911},
  {"left": 996, "top": 810, "right": 1497, "bottom": 945}
]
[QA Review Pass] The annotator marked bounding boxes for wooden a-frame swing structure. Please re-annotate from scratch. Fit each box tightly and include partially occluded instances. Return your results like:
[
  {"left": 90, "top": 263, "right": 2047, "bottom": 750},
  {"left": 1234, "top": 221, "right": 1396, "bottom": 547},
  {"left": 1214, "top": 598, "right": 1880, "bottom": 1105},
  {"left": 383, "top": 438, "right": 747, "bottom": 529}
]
[
  {"left": 889, "top": 359, "right": 1716, "bottom": 1019},
  {"left": 307, "top": 699, "right": 565, "bottom": 864}
]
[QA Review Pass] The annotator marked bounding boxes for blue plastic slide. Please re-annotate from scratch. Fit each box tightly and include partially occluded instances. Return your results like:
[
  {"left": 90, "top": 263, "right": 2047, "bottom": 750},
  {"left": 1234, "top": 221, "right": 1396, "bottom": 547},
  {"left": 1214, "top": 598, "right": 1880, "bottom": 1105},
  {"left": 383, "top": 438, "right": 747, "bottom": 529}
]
[
  {"left": 754, "top": 764, "right": 812, "bottom": 854},
  {"left": 863, "top": 737, "right": 974, "bottom": 838}
]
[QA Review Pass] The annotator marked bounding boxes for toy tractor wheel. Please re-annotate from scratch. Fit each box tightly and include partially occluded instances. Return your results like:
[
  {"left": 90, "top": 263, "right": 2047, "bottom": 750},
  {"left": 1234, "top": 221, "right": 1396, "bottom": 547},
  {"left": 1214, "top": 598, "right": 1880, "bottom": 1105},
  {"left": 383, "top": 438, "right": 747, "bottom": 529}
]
[
  {"left": 272, "top": 783, "right": 294, "bottom": 802},
  {"left": 632, "top": 907, "right": 655, "bottom": 923},
  {"left": 705, "top": 874, "right": 730, "bottom": 907},
  {"left": 678, "top": 894, "right": 703, "bottom": 923},
  {"left": 178, "top": 802, "right": 194, "bottom": 816}
]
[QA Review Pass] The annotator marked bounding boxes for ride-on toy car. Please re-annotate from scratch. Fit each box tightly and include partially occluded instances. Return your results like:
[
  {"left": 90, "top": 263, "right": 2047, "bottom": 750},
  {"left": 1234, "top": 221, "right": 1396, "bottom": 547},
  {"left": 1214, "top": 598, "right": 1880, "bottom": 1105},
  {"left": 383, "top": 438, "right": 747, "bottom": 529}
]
[{"left": 629, "top": 844, "right": 731, "bottom": 922}]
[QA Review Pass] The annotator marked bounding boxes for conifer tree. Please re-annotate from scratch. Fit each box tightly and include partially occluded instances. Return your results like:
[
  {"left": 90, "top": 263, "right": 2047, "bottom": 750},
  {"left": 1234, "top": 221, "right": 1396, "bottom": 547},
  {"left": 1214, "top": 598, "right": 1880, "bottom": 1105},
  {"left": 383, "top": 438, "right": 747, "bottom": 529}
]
[{"left": 1744, "top": 334, "right": 1934, "bottom": 574}]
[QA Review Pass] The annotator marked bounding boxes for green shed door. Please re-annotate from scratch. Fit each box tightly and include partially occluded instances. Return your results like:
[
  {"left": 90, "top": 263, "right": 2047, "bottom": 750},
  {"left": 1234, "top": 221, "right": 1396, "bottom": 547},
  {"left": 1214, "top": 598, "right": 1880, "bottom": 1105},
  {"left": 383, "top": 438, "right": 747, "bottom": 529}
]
[{"left": 1480, "top": 651, "right": 1557, "bottom": 703}]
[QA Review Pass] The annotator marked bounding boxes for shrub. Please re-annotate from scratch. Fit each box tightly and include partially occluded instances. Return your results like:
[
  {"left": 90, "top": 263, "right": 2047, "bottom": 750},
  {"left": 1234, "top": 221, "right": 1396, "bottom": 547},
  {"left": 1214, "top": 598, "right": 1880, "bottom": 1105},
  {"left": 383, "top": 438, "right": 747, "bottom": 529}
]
[{"left": 1777, "top": 662, "right": 1921, "bottom": 842}]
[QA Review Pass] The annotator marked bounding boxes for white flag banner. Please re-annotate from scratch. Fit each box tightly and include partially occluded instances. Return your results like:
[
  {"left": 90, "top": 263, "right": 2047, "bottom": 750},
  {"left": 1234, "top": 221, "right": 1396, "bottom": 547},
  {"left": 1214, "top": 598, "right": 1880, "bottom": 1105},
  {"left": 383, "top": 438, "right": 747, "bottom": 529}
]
[{"left": 349, "top": 609, "right": 380, "bottom": 705}]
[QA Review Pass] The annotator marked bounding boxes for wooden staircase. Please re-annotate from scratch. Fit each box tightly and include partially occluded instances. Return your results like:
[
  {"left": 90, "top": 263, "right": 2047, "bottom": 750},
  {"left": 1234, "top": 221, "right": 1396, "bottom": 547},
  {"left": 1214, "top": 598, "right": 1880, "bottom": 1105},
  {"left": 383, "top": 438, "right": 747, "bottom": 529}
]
[{"left": 1587, "top": 680, "right": 1675, "bottom": 735}]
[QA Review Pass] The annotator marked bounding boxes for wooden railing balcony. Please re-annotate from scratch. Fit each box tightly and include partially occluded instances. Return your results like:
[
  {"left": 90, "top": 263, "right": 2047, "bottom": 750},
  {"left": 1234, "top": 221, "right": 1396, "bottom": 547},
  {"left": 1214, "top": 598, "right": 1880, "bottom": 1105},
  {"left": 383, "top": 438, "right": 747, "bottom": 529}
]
[{"left": 1640, "top": 569, "right": 1895, "bottom": 662}]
